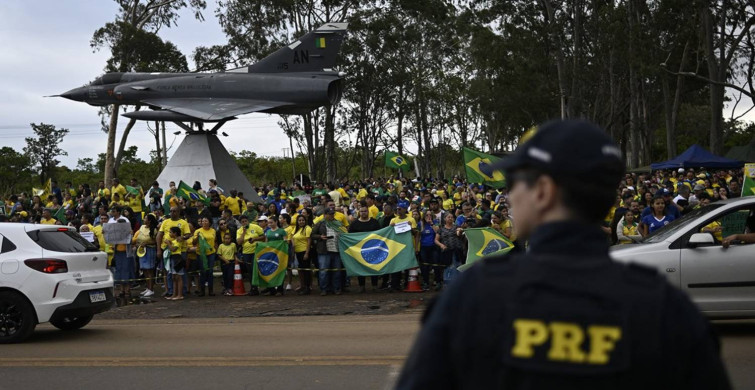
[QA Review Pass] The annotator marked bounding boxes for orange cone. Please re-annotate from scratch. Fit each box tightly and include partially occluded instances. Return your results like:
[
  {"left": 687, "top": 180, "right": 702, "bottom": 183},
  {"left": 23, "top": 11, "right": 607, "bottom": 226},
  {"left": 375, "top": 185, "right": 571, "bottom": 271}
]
[
  {"left": 403, "top": 267, "right": 423, "bottom": 293},
  {"left": 233, "top": 263, "right": 246, "bottom": 296}
]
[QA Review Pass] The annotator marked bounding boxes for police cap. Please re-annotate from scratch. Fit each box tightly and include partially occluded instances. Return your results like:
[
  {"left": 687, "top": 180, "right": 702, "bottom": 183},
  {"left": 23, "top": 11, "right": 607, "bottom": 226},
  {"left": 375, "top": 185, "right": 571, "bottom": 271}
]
[{"left": 494, "top": 120, "right": 624, "bottom": 188}]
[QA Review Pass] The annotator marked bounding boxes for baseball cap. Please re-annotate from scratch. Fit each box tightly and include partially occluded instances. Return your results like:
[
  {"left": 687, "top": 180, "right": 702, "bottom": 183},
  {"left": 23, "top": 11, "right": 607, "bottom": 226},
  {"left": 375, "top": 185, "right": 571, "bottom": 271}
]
[
  {"left": 397, "top": 200, "right": 410, "bottom": 210},
  {"left": 429, "top": 197, "right": 439, "bottom": 204},
  {"left": 256, "top": 215, "right": 268, "bottom": 221},
  {"left": 493, "top": 120, "right": 624, "bottom": 188},
  {"left": 693, "top": 184, "right": 705, "bottom": 191},
  {"left": 656, "top": 188, "right": 671, "bottom": 197}
]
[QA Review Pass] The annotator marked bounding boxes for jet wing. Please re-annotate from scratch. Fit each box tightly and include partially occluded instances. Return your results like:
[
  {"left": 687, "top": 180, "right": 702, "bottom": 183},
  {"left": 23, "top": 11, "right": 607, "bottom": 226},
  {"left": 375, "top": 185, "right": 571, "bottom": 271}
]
[{"left": 141, "top": 98, "right": 286, "bottom": 121}]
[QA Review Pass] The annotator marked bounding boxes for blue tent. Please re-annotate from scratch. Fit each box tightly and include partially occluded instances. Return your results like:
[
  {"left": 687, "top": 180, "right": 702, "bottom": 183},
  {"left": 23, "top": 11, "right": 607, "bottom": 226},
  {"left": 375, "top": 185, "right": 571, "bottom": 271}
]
[{"left": 650, "top": 144, "right": 743, "bottom": 170}]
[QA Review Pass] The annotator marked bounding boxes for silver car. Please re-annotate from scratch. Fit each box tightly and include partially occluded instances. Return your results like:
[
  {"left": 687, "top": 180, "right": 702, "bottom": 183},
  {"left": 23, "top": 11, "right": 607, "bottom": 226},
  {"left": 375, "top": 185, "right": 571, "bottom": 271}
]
[{"left": 611, "top": 197, "right": 755, "bottom": 318}]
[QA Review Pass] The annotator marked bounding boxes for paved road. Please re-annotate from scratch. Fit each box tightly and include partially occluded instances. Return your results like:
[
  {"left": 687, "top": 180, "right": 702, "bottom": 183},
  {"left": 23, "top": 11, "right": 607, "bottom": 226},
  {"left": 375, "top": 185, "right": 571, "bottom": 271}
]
[
  {"left": 0, "top": 314, "right": 420, "bottom": 390},
  {"left": 2, "top": 315, "right": 755, "bottom": 389}
]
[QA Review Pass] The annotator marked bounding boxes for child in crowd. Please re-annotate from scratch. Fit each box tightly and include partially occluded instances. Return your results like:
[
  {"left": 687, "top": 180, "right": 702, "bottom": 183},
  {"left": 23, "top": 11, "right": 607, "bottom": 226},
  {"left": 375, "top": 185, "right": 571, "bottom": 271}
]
[
  {"left": 166, "top": 226, "right": 185, "bottom": 300},
  {"left": 217, "top": 233, "right": 239, "bottom": 296}
]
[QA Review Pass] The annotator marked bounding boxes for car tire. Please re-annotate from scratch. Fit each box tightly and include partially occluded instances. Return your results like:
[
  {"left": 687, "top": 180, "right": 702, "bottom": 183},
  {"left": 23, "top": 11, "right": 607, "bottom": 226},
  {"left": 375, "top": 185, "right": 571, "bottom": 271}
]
[
  {"left": 0, "top": 291, "right": 36, "bottom": 344},
  {"left": 50, "top": 314, "right": 94, "bottom": 331}
]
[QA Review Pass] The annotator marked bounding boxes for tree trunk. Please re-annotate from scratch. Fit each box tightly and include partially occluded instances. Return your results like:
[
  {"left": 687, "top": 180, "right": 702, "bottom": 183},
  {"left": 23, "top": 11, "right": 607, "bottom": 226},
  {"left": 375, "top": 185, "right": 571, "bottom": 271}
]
[
  {"left": 302, "top": 113, "right": 316, "bottom": 181},
  {"left": 114, "top": 117, "right": 138, "bottom": 172},
  {"left": 161, "top": 121, "right": 167, "bottom": 167},
  {"left": 324, "top": 107, "right": 336, "bottom": 183},
  {"left": 154, "top": 121, "right": 162, "bottom": 171},
  {"left": 542, "top": 0, "right": 568, "bottom": 119},
  {"left": 104, "top": 104, "right": 120, "bottom": 185}
]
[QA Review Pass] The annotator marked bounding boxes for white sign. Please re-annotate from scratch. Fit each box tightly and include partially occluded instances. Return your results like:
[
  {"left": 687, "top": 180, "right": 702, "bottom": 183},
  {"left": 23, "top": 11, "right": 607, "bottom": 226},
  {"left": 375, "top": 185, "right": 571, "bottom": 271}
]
[
  {"left": 394, "top": 221, "right": 411, "bottom": 234},
  {"left": 103, "top": 223, "right": 133, "bottom": 245},
  {"left": 80, "top": 232, "right": 95, "bottom": 242}
]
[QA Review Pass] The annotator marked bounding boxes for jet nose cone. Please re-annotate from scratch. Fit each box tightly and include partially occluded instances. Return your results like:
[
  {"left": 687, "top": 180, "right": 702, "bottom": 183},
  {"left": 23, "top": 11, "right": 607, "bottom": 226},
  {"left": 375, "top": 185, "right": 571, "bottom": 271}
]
[{"left": 59, "top": 86, "right": 87, "bottom": 102}]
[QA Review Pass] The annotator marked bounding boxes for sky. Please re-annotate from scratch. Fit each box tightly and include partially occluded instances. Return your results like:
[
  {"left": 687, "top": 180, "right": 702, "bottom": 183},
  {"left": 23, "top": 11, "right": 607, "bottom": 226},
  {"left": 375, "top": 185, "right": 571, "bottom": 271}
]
[{"left": 0, "top": 0, "right": 289, "bottom": 169}]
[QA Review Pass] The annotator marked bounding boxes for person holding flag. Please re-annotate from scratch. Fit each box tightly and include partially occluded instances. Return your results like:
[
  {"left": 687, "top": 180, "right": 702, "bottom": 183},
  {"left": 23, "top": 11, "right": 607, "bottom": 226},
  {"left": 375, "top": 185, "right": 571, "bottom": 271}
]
[
  {"left": 194, "top": 217, "right": 217, "bottom": 297},
  {"left": 312, "top": 208, "right": 344, "bottom": 295},
  {"left": 237, "top": 215, "right": 265, "bottom": 296}
]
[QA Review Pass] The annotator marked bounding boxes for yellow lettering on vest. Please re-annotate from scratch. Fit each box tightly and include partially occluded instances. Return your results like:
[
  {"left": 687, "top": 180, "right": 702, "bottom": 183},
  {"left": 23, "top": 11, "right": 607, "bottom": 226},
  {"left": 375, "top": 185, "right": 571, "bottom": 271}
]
[
  {"left": 587, "top": 325, "right": 622, "bottom": 364},
  {"left": 547, "top": 322, "right": 586, "bottom": 362},
  {"left": 511, "top": 319, "right": 548, "bottom": 358}
]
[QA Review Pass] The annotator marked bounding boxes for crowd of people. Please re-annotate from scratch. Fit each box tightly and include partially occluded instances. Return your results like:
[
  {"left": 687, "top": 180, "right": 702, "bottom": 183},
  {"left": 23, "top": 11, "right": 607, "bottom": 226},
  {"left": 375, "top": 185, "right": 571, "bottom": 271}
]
[{"left": 0, "top": 166, "right": 746, "bottom": 300}]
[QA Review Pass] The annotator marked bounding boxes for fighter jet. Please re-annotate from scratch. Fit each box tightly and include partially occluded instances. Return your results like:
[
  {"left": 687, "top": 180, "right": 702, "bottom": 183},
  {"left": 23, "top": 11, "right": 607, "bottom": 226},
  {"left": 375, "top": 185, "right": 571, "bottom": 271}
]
[{"left": 57, "top": 23, "right": 347, "bottom": 123}]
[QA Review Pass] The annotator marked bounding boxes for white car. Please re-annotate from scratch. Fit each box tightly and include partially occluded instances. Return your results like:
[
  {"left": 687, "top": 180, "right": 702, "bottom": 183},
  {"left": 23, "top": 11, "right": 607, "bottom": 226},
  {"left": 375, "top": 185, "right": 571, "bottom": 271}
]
[
  {"left": 0, "top": 224, "right": 114, "bottom": 343},
  {"left": 611, "top": 197, "right": 755, "bottom": 318}
]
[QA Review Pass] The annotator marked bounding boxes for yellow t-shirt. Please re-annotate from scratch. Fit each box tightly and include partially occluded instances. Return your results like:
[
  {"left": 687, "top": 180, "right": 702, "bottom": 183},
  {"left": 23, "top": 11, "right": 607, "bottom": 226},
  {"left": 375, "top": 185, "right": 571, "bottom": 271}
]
[
  {"left": 237, "top": 224, "right": 264, "bottom": 254},
  {"left": 313, "top": 212, "right": 350, "bottom": 227},
  {"left": 217, "top": 243, "right": 237, "bottom": 264},
  {"left": 133, "top": 225, "right": 157, "bottom": 246},
  {"left": 111, "top": 184, "right": 127, "bottom": 200},
  {"left": 390, "top": 215, "right": 417, "bottom": 229},
  {"left": 284, "top": 225, "right": 295, "bottom": 239},
  {"left": 291, "top": 226, "right": 312, "bottom": 253},
  {"left": 194, "top": 227, "right": 217, "bottom": 255},
  {"left": 338, "top": 188, "right": 349, "bottom": 202},
  {"left": 128, "top": 195, "right": 142, "bottom": 213},
  {"left": 92, "top": 225, "right": 107, "bottom": 250},
  {"left": 368, "top": 205, "right": 379, "bottom": 219},
  {"left": 702, "top": 221, "right": 723, "bottom": 242},
  {"left": 501, "top": 219, "right": 516, "bottom": 242},
  {"left": 619, "top": 223, "right": 640, "bottom": 244},
  {"left": 165, "top": 237, "right": 182, "bottom": 253},
  {"left": 96, "top": 187, "right": 111, "bottom": 201},
  {"left": 62, "top": 200, "right": 74, "bottom": 210},
  {"left": 40, "top": 217, "right": 57, "bottom": 225},
  {"left": 224, "top": 196, "right": 242, "bottom": 216},
  {"left": 453, "top": 192, "right": 463, "bottom": 206},
  {"left": 159, "top": 218, "right": 190, "bottom": 252},
  {"left": 356, "top": 188, "right": 368, "bottom": 201},
  {"left": 442, "top": 198, "right": 454, "bottom": 211}
]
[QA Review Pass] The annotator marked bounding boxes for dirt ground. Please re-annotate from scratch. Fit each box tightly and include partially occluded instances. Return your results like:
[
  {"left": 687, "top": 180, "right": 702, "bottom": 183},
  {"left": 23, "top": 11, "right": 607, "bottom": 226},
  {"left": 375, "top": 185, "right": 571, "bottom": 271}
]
[{"left": 99, "top": 279, "right": 437, "bottom": 320}]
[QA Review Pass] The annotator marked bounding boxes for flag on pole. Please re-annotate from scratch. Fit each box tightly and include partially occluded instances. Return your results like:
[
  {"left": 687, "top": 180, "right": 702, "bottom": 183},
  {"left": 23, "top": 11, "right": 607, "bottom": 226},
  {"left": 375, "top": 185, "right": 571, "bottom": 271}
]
[
  {"left": 463, "top": 147, "right": 506, "bottom": 188},
  {"left": 385, "top": 151, "right": 410, "bottom": 171},
  {"left": 252, "top": 240, "right": 289, "bottom": 288},
  {"left": 338, "top": 226, "right": 418, "bottom": 276},
  {"left": 743, "top": 163, "right": 755, "bottom": 197},
  {"left": 176, "top": 181, "right": 210, "bottom": 206},
  {"left": 461, "top": 228, "right": 514, "bottom": 270},
  {"left": 32, "top": 178, "right": 52, "bottom": 198}
]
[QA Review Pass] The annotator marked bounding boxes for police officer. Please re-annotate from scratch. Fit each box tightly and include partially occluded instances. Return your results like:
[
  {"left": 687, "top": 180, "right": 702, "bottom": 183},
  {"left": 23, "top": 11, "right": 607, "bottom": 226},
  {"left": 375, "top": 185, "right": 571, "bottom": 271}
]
[{"left": 396, "top": 120, "right": 730, "bottom": 389}]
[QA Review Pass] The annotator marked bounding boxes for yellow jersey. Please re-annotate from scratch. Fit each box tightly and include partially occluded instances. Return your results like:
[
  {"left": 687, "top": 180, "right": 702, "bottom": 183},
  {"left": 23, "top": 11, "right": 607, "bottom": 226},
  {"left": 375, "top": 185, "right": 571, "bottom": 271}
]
[
  {"left": 237, "top": 224, "right": 264, "bottom": 255},
  {"left": 159, "top": 218, "right": 190, "bottom": 252},
  {"left": 291, "top": 226, "right": 312, "bottom": 253},
  {"left": 194, "top": 227, "right": 217, "bottom": 255}
]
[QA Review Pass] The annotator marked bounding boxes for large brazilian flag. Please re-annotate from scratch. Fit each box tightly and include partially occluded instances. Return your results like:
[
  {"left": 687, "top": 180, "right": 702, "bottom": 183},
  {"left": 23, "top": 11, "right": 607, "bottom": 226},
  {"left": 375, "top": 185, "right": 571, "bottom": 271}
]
[
  {"left": 338, "top": 226, "right": 418, "bottom": 276},
  {"left": 462, "top": 228, "right": 514, "bottom": 269},
  {"left": 463, "top": 147, "right": 506, "bottom": 188},
  {"left": 743, "top": 163, "right": 755, "bottom": 197},
  {"left": 252, "top": 240, "right": 289, "bottom": 288}
]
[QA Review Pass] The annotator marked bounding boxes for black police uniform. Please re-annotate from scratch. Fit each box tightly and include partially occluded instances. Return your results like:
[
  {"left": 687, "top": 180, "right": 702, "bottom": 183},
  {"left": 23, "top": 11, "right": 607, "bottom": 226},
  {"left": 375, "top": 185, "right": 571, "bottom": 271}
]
[
  {"left": 396, "top": 221, "right": 730, "bottom": 389},
  {"left": 396, "top": 120, "right": 730, "bottom": 389}
]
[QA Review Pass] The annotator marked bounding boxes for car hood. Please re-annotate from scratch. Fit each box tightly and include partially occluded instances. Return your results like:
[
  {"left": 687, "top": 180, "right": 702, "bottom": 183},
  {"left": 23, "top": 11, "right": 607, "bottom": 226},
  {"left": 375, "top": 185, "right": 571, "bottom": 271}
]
[{"left": 610, "top": 242, "right": 666, "bottom": 264}]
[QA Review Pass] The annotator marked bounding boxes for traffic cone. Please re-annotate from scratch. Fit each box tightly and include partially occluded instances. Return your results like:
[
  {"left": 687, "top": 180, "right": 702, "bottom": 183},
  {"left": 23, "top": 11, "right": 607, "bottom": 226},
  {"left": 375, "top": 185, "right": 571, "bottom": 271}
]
[
  {"left": 233, "top": 263, "right": 246, "bottom": 296},
  {"left": 403, "top": 267, "right": 423, "bottom": 293}
]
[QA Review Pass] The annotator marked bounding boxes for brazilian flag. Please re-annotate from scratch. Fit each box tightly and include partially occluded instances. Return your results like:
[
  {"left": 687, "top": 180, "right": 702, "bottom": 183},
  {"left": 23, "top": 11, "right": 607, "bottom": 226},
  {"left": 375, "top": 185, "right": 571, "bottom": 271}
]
[
  {"left": 252, "top": 240, "right": 289, "bottom": 288},
  {"left": 52, "top": 207, "right": 67, "bottom": 225},
  {"left": 385, "top": 151, "right": 410, "bottom": 171},
  {"left": 177, "top": 180, "right": 210, "bottom": 206},
  {"left": 460, "top": 228, "right": 514, "bottom": 271},
  {"left": 338, "top": 226, "right": 418, "bottom": 276},
  {"left": 463, "top": 147, "right": 506, "bottom": 188}
]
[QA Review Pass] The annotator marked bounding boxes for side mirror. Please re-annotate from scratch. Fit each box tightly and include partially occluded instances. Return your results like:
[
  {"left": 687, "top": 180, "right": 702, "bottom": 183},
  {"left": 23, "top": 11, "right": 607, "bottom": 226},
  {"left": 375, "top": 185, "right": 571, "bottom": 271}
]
[{"left": 688, "top": 232, "right": 715, "bottom": 248}]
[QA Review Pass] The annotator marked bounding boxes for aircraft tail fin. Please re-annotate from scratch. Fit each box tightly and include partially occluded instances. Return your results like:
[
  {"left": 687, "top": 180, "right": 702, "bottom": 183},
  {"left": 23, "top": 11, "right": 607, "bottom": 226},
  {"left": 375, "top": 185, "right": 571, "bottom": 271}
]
[{"left": 229, "top": 23, "right": 348, "bottom": 74}]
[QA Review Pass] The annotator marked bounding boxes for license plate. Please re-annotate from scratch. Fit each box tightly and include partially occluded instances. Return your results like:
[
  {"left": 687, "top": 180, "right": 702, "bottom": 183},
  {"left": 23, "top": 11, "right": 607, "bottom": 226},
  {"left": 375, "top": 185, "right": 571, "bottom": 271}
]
[{"left": 89, "top": 290, "right": 106, "bottom": 303}]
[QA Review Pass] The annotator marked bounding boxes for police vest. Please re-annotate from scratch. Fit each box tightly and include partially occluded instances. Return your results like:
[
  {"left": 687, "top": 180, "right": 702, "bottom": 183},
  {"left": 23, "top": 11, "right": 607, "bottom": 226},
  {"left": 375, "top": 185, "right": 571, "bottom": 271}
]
[{"left": 461, "top": 253, "right": 669, "bottom": 389}]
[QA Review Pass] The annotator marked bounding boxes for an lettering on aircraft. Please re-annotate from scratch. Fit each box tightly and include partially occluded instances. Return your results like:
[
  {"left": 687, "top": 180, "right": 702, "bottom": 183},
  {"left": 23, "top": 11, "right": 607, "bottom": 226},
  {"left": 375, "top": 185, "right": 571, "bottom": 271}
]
[
  {"left": 155, "top": 84, "right": 213, "bottom": 92},
  {"left": 293, "top": 50, "right": 310, "bottom": 64}
]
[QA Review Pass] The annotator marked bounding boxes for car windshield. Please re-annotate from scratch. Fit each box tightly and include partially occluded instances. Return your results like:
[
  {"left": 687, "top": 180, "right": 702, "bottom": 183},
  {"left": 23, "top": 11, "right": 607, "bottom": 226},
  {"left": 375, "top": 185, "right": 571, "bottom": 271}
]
[
  {"left": 27, "top": 229, "right": 99, "bottom": 252},
  {"left": 642, "top": 203, "right": 725, "bottom": 243}
]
